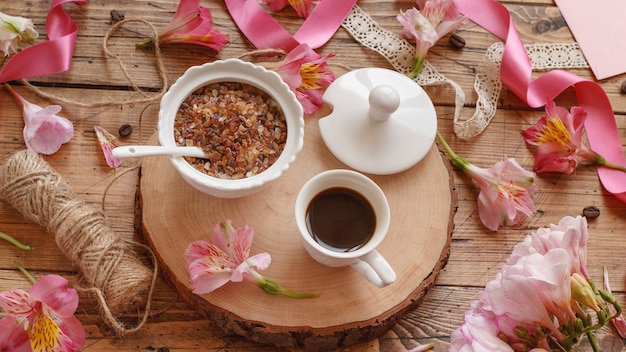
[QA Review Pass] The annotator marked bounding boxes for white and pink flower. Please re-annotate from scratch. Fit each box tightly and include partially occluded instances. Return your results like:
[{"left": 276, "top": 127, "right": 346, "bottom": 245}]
[
  {"left": 185, "top": 220, "right": 317, "bottom": 298},
  {"left": 451, "top": 216, "right": 625, "bottom": 351},
  {"left": 5, "top": 84, "right": 73, "bottom": 155}
]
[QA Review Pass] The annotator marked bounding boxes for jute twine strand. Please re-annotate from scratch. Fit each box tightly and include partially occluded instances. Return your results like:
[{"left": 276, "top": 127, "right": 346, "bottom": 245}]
[
  {"left": 20, "top": 18, "right": 168, "bottom": 108},
  {"left": 0, "top": 149, "right": 158, "bottom": 335}
]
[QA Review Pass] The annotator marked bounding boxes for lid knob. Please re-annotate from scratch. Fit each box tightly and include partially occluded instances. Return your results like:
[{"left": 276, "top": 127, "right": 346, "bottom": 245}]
[{"left": 368, "top": 85, "right": 400, "bottom": 122}]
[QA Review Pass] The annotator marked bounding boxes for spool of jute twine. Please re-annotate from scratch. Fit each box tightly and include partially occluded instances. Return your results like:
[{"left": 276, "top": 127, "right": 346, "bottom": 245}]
[{"left": 0, "top": 149, "right": 157, "bottom": 335}]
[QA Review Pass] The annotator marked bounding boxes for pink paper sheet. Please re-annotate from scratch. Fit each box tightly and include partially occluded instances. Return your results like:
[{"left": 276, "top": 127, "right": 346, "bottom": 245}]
[{"left": 555, "top": 0, "right": 626, "bottom": 80}]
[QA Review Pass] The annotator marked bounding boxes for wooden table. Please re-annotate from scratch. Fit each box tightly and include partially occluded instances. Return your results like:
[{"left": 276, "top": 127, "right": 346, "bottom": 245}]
[{"left": 1, "top": 1, "right": 625, "bottom": 351}]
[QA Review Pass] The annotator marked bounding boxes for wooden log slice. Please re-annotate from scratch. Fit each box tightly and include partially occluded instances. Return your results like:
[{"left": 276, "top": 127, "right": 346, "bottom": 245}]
[{"left": 139, "top": 106, "right": 457, "bottom": 351}]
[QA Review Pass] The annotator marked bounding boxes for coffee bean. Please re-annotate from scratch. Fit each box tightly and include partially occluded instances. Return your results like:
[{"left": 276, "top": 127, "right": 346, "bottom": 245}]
[
  {"left": 110, "top": 10, "right": 125, "bottom": 23},
  {"left": 534, "top": 20, "right": 551, "bottom": 34},
  {"left": 449, "top": 34, "right": 466, "bottom": 49},
  {"left": 620, "top": 81, "right": 626, "bottom": 94},
  {"left": 582, "top": 205, "right": 600, "bottom": 219},
  {"left": 118, "top": 123, "right": 133, "bottom": 137}
]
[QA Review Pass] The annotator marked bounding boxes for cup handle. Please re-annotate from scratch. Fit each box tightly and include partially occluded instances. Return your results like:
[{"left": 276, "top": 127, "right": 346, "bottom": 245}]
[{"left": 350, "top": 250, "right": 396, "bottom": 288}]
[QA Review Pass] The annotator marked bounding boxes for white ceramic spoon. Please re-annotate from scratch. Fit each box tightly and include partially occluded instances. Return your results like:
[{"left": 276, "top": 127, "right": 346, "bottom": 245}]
[{"left": 112, "top": 145, "right": 208, "bottom": 158}]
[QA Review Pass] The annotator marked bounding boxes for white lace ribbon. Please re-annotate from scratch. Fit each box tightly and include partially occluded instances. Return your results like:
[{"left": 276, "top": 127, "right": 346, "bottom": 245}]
[{"left": 341, "top": 5, "right": 589, "bottom": 138}]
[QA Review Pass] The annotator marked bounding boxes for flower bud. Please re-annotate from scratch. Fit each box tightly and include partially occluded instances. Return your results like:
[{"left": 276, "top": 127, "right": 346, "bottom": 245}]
[
  {"left": 598, "top": 288, "right": 616, "bottom": 305},
  {"left": 513, "top": 326, "right": 532, "bottom": 340},
  {"left": 597, "top": 309, "right": 608, "bottom": 325},
  {"left": 498, "top": 332, "right": 511, "bottom": 344},
  {"left": 573, "top": 318, "right": 584, "bottom": 333},
  {"left": 571, "top": 273, "right": 601, "bottom": 312}
]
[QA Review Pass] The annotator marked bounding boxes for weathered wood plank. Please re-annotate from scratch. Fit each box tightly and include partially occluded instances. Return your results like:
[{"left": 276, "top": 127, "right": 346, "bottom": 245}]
[{"left": 6, "top": 1, "right": 626, "bottom": 112}]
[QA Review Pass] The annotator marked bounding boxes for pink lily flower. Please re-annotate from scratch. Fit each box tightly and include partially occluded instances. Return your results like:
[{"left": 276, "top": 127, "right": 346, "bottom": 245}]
[
  {"left": 5, "top": 83, "right": 73, "bottom": 155},
  {"left": 450, "top": 309, "right": 517, "bottom": 351},
  {"left": 510, "top": 215, "right": 589, "bottom": 279},
  {"left": 521, "top": 100, "right": 626, "bottom": 175},
  {"left": 0, "top": 274, "right": 85, "bottom": 351},
  {"left": 452, "top": 216, "right": 624, "bottom": 351},
  {"left": 436, "top": 132, "right": 536, "bottom": 231},
  {"left": 505, "top": 249, "right": 578, "bottom": 324},
  {"left": 93, "top": 125, "right": 122, "bottom": 168},
  {"left": 185, "top": 220, "right": 317, "bottom": 298},
  {"left": 397, "top": 0, "right": 467, "bottom": 78},
  {"left": 262, "top": 0, "right": 314, "bottom": 19},
  {"left": 136, "top": 0, "right": 228, "bottom": 51},
  {"left": 274, "top": 43, "right": 335, "bottom": 114}
]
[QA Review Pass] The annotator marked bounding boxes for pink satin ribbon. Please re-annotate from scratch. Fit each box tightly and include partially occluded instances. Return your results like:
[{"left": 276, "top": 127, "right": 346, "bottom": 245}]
[
  {"left": 457, "top": 0, "right": 626, "bottom": 203},
  {"left": 0, "top": 0, "right": 86, "bottom": 83},
  {"left": 224, "top": 0, "right": 357, "bottom": 51}
]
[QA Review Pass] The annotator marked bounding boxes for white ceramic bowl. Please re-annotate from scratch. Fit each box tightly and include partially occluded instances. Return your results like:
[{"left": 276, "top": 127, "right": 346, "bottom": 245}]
[{"left": 158, "top": 59, "right": 304, "bottom": 198}]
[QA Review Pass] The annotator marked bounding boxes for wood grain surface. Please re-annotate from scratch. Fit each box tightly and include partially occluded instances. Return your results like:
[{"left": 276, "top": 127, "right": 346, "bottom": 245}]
[{"left": 0, "top": 1, "right": 625, "bottom": 351}]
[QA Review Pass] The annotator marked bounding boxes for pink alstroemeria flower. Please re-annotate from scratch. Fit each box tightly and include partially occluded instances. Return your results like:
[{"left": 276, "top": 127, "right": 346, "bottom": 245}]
[
  {"left": 262, "top": 0, "right": 314, "bottom": 19},
  {"left": 185, "top": 220, "right": 317, "bottom": 298},
  {"left": 274, "top": 43, "right": 335, "bottom": 114},
  {"left": 94, "top": 125, "right": 122, "bottom": 168},
  {"left": 136, "top": 0, "right": 228, "bottom": 51},
  {"left": 397, "top": 0, "right": 467, "bottom": 78},
  {"left": 521, "top": 100, "right": 626, "bottom": 175},
  {"left": 436, "top": 132, "right": 536, "bottom": 231},
  {"left": 5, "top": 84, "right": 73, "bottom": 155},
  {"left": 0, "top": 274, "right": 85, "bottom": 352}
]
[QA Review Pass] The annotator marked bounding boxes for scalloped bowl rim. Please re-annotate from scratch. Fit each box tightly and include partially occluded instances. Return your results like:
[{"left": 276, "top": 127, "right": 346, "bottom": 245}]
[{"left": 157, "top": 59, "right": 304, "bottom": 197}]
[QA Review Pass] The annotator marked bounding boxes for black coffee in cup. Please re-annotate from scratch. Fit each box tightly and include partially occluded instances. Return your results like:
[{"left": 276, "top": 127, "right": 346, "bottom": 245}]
[{"left": 305, "top": 187, "right": 376, "bottom": 252}]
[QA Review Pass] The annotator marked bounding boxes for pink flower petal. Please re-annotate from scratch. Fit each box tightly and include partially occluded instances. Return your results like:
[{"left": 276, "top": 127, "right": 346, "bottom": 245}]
[
  {"left": 189, "top": 271, "right": 232, "bottom": 294},
  {"left": 247, "top": 252, "right": 272, "bottom": 271},
  {"left": 231, "top": 224, "right": 255, "bottom": 264},
  {"left": 29, "top": 274, "right": 79, "bottom": 318},
  {"left": 0, "top": 289, "right": 34, "bottom": 320},
  {"left": 0, "top": 317, "right": 30, "bottom": 352},
  {"left": 93, "top": 125, "right": 122, "bottom": 168},
  {"left": 57, "top": 315, "right": 87, "bottom": 351}
]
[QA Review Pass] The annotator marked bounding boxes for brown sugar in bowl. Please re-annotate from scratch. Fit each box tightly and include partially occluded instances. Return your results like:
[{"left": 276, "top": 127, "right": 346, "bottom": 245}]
[{"left": 158, "top": 59, "right": 304, "bottom": 198}]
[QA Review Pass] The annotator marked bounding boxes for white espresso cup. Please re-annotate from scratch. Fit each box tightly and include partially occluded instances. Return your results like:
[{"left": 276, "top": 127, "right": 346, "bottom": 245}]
[{"left": 295, "top": 169, "right": 396, "bottom": 288}]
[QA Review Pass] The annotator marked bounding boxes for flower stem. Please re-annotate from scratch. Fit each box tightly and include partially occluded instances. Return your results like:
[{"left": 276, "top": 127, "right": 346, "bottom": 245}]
[
  {"left": 594, "top": 155, "right": 626, "bottom": 173},
  {"left": 0, "top": 231, "right": 33, "bottom": 251},
  {"left": 587, "top": 330, "right": 600, "bottom": 352},
  {"left": 259, "top": 278, "right": 319, "bottom": 298},
  {"left": 436, "top": 131, "right": 470, "bottom": 171},
  {"left": 135, "top": 37, "right": 155, "bottom": 48},
  {"left": 14, "top": 261, "right": 37, "bottom": 284},
  {"left": 407, "top": 56, "right": 425, "bottom": 79}
]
